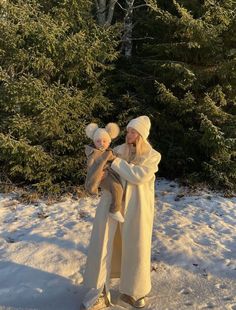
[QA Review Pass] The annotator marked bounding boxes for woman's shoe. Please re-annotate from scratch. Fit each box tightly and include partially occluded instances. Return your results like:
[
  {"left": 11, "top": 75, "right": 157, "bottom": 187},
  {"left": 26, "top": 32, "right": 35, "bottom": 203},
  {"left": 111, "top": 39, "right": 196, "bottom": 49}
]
[
  {"left": 80, "top": 294, "right": 110, "bottom": 310},
  {"left": 90, "top": 297, "right": 109, "bottom": 309},
  {"left": 120, "top": 294, "right": 145, "bottom": 308}
]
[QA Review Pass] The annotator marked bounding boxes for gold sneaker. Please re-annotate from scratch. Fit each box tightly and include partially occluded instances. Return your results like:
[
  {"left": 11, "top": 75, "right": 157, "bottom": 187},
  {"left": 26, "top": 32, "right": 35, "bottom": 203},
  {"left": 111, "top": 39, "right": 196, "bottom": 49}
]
[
  {"left": 92, "top": 292, "right": 110, "bottom": 310},
  {"left": 80, "top": 295, "right": 110, "bottom": 310},
  {"left": 120, "top": 294, "right": 145, "bottom": 308}
]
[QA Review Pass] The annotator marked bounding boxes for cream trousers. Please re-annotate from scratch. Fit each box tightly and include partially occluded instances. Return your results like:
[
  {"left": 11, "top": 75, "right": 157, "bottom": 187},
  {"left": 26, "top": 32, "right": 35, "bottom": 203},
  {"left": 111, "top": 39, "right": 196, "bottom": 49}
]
[{"left": 82, "top": 219, "right": 121, "bottom": 309}]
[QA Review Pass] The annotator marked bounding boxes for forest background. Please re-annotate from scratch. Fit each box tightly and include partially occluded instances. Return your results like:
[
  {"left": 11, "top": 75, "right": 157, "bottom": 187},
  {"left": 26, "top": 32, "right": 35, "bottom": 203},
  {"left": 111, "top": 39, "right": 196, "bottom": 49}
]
[{"left": 0, "top": 0, "right": 235, "bottom": 195}]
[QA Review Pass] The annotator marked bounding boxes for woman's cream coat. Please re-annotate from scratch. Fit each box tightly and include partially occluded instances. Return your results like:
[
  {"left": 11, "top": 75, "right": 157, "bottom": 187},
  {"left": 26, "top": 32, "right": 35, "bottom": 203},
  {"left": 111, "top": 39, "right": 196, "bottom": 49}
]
[{"left": 83, "top": 143, "right": 161, "bottom": 300}]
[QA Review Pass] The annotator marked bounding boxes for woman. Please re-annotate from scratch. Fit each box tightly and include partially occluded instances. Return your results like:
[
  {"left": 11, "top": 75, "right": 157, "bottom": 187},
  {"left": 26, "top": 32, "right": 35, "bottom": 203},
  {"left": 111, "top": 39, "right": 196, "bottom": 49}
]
[{"left": 81, "top": 115, "right": 161, "bottom": 309}]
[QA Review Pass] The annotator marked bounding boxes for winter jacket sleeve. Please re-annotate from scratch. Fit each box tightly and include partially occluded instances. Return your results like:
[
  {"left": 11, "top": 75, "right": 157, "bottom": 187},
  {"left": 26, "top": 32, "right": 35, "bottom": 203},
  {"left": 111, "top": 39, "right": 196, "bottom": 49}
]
[{"left": 111, "top": 151, "right": 161, "bottom": 185}]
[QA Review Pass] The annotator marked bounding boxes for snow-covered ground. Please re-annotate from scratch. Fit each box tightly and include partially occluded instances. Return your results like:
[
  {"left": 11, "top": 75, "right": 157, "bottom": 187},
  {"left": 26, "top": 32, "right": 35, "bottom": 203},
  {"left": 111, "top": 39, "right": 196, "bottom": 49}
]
[{"left": 0, "top": 179, "right": 235, "bottom": 310}]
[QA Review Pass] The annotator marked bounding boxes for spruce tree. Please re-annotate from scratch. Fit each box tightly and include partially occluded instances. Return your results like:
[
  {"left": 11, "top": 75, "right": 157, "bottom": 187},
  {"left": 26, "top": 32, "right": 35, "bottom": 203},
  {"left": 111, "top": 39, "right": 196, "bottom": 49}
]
[
  {"left": 0, "top": 0, "right": 119, "bottom": 192},
  {"left": 108, "top": 0, "right": 236, "bottom": 191}
]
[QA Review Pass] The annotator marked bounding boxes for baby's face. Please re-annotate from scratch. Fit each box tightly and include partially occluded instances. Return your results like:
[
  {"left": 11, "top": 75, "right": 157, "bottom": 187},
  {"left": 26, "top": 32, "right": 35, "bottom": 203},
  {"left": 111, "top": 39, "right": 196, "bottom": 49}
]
[{"left": 94, "top": 138, "right": 110, "bottom": 150}]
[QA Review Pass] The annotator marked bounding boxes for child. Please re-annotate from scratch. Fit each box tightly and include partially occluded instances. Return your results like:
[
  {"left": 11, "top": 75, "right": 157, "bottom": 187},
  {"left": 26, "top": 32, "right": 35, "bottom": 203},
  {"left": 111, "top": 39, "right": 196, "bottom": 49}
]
[{"left": 84, "top": 122, "right": 124, "bottom": 223}]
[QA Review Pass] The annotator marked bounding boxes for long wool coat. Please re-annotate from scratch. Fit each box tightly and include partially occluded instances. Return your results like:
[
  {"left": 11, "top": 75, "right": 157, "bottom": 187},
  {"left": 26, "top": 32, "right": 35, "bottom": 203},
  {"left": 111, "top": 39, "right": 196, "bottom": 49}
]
[{"left": 83, "top": 143, "right": 161, "bottom": 300}]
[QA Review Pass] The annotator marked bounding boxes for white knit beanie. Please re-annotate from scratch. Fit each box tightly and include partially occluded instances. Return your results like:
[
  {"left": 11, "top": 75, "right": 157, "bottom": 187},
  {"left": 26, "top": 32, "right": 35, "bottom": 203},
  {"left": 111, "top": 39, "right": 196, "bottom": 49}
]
[
  {"left": 127, "top": 115, "right": 151, "bottom": 140},
  {"left": 93, "top": 128, "right": 111, "bottom": 143},
  {"left": 85, "top": 122, "right": 120, "bottom": 143}
]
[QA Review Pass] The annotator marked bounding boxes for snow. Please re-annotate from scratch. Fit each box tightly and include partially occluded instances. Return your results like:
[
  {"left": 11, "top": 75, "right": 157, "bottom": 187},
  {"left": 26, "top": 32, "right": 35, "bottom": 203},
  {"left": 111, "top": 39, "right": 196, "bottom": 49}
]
[{"left": 0, "top": 179, "right": 235, "bottom": 310}]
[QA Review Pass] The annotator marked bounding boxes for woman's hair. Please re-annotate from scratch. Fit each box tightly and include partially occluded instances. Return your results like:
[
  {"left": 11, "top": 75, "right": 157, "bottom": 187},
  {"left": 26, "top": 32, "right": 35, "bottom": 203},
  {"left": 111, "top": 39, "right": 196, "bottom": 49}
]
[{"left": 123, "top": 134, "right": 152, "bottom": 163}]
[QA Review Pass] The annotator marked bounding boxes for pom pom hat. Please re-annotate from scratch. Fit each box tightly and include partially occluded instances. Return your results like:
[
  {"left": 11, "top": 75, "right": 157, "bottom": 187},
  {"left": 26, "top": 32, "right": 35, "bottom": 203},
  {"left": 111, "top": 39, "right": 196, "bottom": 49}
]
[
  {"left": 127, "top": 115, "right": 151, "bottom": 140},
  {"left": 85, "top": 122, "right": 120, "bottom": 143}
]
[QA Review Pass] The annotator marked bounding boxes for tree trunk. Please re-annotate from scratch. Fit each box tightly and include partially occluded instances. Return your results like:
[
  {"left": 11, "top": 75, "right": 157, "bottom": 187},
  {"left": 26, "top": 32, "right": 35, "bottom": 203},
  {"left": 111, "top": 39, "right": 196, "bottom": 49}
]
[
  {"left": 95, "top": 0, "right": 135, "bottom": 57},
  {"left": 122, "top": 0, "right": 135, "bottom": 58},
  {"left": 96, "top": 0, "right": 118, "bottom": 27}
]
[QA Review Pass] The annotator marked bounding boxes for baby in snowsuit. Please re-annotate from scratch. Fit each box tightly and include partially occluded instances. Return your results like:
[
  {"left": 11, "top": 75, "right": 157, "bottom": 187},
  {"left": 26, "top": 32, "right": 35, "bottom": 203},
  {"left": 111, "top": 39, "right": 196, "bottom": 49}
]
[{"left": 84, "top": 122, "right": 124, "bottom": 223}]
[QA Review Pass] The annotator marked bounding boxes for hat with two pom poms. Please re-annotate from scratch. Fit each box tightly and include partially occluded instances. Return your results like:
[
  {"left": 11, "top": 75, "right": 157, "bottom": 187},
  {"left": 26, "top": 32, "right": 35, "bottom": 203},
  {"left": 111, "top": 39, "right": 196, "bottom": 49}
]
[{"left": 85, "top": 122, "right": 120, "bottom": 143}]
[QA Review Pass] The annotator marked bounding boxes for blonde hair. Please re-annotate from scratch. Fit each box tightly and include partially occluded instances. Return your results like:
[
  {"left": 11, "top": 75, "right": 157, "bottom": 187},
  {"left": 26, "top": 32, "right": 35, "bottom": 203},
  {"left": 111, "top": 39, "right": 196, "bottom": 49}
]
[{"left": 123, "top": 135, "right": 152, "bottom": 163}]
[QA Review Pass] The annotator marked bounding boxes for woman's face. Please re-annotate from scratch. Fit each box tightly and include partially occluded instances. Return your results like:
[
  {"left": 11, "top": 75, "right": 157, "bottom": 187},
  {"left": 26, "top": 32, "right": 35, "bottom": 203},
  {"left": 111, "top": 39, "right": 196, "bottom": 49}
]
[{"left": 126, "top": 127, "right": 140, "bottom": 145}]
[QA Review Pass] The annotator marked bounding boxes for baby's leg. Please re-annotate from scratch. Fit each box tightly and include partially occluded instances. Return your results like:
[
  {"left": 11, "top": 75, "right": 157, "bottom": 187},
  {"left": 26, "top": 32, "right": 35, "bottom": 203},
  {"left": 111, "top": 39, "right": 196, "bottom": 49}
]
[
  {"left": 101, "top": 171, "right": 124, "bottom": 222},
  {"left": 100, "top": 174, "right": 118, "bottom": 212},
  {"left": 104, "top": 172, "right": 123, "bottom": 213}
]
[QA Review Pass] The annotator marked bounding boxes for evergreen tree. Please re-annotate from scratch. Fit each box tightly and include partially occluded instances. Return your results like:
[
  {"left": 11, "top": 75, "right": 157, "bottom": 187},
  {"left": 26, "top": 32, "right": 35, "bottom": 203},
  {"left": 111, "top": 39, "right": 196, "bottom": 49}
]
[
  {"left": 108, "top": 0, "right": 236, "bottom": 191},
  {"left": 0, "top": 0, "right": 119, "bottom": 192}
]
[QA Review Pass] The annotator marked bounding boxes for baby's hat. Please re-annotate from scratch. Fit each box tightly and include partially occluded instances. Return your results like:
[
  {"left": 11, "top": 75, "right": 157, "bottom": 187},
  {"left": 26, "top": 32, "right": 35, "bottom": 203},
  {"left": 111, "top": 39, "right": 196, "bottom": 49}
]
[{"left": 85, "top": 122, "right": 120, "bottom": 143}]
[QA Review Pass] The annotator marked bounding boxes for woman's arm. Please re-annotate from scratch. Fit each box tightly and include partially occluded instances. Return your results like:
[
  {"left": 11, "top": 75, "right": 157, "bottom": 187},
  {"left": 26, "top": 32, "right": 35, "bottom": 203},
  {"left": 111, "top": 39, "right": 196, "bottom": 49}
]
[{"left": 111, "top": 151, "right": 161, "bottom": 185}]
